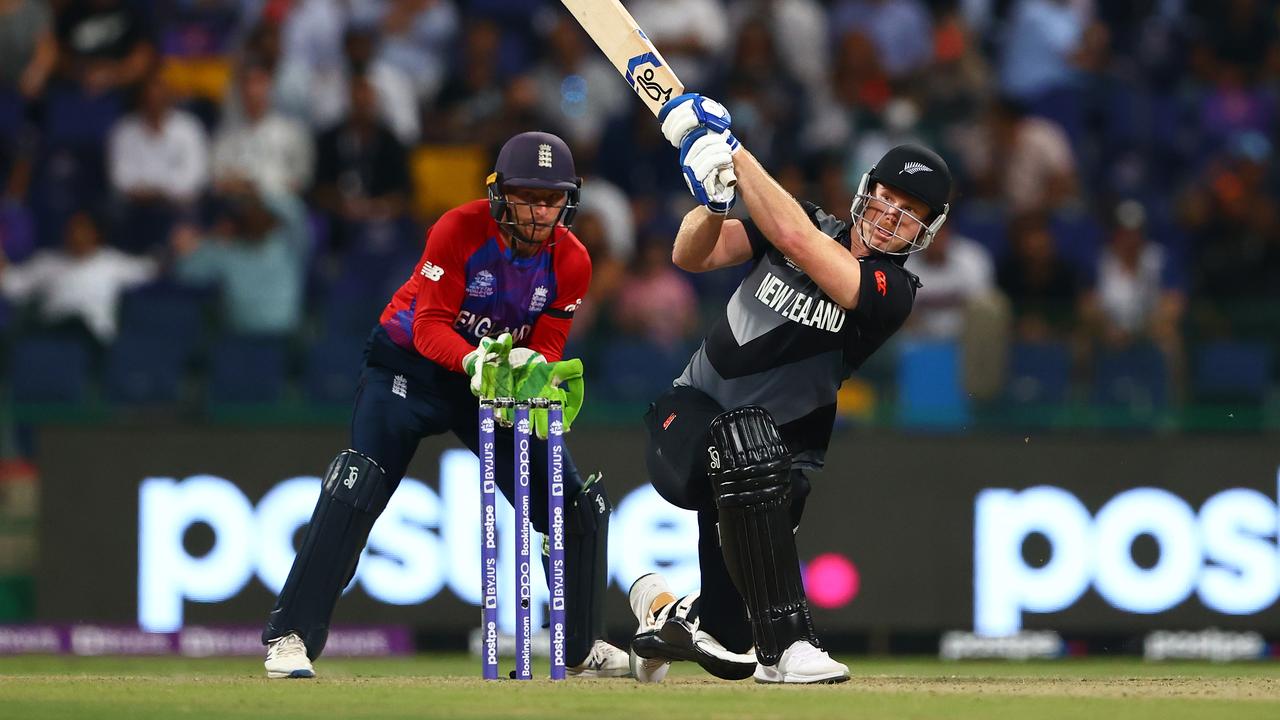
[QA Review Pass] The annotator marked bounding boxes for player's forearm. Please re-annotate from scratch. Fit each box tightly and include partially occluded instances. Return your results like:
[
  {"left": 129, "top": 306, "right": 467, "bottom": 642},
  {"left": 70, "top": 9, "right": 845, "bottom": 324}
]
[
  {"left": 735, "top": 149, "right": 862, "bottom": 308},
  {"left": 671, "top": 206, "right": 725, "bottom": 272}
]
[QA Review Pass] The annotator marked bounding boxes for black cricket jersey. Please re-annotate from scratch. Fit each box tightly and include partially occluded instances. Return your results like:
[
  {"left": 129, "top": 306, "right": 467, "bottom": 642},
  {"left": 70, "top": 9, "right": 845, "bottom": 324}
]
[{"left": 675, "top": 201, "right": 918, "bottom": 469}]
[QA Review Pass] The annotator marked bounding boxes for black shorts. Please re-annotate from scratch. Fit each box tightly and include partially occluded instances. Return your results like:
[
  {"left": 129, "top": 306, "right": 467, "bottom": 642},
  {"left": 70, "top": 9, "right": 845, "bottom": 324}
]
[{"left": 644, "top": 385, "right": 812, "bottom": 517}]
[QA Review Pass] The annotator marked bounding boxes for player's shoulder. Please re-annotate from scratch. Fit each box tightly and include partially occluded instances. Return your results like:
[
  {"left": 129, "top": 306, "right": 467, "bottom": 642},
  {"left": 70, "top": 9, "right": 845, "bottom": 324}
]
[
  {"left": 553, "top": 229, "right": 592, "bottom": 268},
  {"left": 798, "top": 200, "right": 851, "bottom": 242},
  {"left": 860, "top": 255, "right": 920, "bottom": 301},
  {"left": 441, "top": 199, "right": 495, "bottom": 227}
]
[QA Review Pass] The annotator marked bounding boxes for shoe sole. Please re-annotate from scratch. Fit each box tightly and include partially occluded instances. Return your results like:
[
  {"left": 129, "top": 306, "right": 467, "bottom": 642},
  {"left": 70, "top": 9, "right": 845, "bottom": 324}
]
[
  {"left": 754, "top": 673, "right": 849, "bottom": 684},
  {"left": 266, "top": 669, "right": 316, "bottom": 679},
  {"left": 631, "top": 624, "right": 755, "bottom": 681}
]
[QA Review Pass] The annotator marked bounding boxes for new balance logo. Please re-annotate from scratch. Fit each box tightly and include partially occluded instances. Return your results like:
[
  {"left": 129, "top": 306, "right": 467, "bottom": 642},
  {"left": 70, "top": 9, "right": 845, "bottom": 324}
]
[
  {"left": 538, "top": 144, "right": 553, "bottom": 168},
  {"left": 900, "top": 161, "right": 933, "bottom": 175},
  {"left": 420, "top": 261, "right": 444, "bottom": 281}
]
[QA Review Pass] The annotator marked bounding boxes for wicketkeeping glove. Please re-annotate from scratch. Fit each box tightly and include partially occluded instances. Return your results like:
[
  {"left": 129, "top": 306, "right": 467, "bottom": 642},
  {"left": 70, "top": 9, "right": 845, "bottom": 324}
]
[
  {"left": 513, "top": 358, "right": 585, "bottom": 440},
  {"left": 462, "top": 333, "right": 512, "bottom": 400}
]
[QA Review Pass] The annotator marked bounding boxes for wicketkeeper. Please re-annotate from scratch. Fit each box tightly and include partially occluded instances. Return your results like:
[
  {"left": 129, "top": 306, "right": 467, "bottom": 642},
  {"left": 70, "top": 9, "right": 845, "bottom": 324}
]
[{"left": 261, "top": 131, "right": 627, "bottom": 679}]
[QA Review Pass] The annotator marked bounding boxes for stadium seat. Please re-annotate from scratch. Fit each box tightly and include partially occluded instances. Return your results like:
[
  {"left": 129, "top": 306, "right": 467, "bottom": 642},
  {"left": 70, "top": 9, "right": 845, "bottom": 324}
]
[
  {"left": 597, "top": 338, "right": 691, "bottom": 404},
  {"left": 1005, "top": 341, "right": 1072, "bottom": 405},
  {"left": 117, "top": 282, "right": 212, "bottom": 354},
  {"left": 947, "top": 202, "right": 1009, "bottom": 262},
  {"left": 9, "top": 335, "right": 93, "bottom": 404},
  {"left": 302, "top": 333, "right": 366, "bottom": 404},
  {"left": 1192, "top": 341, "right": 1273, "bottom": 403},
  {"left": 0, "top": 204, "right": 36, "bottom": 263},
  {"left": 896, "top": 340, "right": 968, "bottom": 428},
  {"left": 103, "top": 332, "right": 191, "bottom": 405},
  {"left": 1049, "top": 208, "right": 1104, "bottom": 278},
  {"left": 207, "top": 335, "right": 289, "bottom": 404},
  {"left": 1092, "top": 343, "right": 1168, "bottom": 409}
]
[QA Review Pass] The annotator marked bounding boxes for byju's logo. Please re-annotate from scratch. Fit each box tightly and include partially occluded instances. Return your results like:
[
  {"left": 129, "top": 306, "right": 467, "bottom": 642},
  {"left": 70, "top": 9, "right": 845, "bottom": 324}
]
[{"left": 974, "top": 469, "right": 1280, "bottom": 636}]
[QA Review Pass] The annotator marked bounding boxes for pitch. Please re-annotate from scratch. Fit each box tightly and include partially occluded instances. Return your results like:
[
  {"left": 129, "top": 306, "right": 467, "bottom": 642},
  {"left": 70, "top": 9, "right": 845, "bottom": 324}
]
[{"left": 2, "top": 654, "right": 1277, "bottom": 719}]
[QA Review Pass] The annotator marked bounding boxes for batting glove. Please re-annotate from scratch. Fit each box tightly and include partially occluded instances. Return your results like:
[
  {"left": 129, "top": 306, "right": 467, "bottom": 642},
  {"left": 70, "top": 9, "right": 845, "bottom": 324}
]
[
  {"left": 660, "top": 93, "right": 734, "bottom": 148},
  {"left": 679, "top": 128, "right": 738, "bottom": 214}
]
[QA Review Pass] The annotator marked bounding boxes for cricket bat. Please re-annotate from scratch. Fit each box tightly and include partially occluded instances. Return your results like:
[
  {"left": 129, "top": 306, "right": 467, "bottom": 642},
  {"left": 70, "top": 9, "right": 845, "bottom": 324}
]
[{"left": 559, "top": 0, "right": 736, "bottom": 188}]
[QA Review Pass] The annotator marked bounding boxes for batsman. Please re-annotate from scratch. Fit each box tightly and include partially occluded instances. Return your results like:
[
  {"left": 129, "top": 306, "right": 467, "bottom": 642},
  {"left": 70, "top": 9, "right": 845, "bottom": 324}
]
[
  {"left": 261, "top": 131, "right": 628, "bottom": 679},
  {"left": 629, "top": 96, "right": 955, "bottom": 683}
]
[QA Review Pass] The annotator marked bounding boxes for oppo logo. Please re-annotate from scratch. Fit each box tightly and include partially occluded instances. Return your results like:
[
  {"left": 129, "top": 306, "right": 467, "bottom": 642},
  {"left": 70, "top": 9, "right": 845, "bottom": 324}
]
[
  {"left": 137, "top": 451, "right": 699, "bottom": 633},
  {"left": 974, "top": 469, "right": 1280, "bottom": 636}
]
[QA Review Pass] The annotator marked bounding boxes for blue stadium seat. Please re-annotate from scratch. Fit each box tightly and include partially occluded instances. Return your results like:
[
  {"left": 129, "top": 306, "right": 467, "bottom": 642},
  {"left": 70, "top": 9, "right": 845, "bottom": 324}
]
[
  {"left": 103, "top": 333, "right": 191, "bottom": 405},
  {"left": 1193, "top": 341, "right": 1273, "bottom": 402},
  {"left": 896, "top": 341, "right": 968, "bottom": 428},
  {"left": 1005, "top": 341, "right": 1072, "bottom": 405},
  {"left": 302, "top": 333, "right": 366, "bottom": 404},
  {"left": 0, "top": 203, "right": 36, "bottom": 263},
  {"left": 947, "top": 202, "right": 1009, "bottom": 262},
  {"left": 118, "top": 282, "right": 211, "bottom": 353},
  {"left": 1049, "top": 209, "right": 1104, "bottom": 277},
  {"left": 207, "top": 335, "right": 288, "bottom": 404},
  {"left": 597, "top": 339, "right": 691, "bottom": 404},
  {"left": 9, "top": 336, "right": 92, "bottom": 404},
  {"left": 1092, "top": 343, "right": 1168, "bottom": 409}
]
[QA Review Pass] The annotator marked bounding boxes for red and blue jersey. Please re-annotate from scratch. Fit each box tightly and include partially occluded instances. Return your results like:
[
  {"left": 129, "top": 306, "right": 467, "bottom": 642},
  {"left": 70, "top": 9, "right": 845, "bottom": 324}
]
[{"left": 377, "top": 200, "right": 591, "bottom": 373}]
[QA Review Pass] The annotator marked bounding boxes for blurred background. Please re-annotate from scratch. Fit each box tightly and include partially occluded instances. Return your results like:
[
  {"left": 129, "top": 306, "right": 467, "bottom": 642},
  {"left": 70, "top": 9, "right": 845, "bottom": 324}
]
[{"left": 0, "top": 0, "right": 1278, "bottom": 657}]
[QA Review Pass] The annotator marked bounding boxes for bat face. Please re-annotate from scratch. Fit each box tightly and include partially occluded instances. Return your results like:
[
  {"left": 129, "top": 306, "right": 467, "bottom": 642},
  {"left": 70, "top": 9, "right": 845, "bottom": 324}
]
[{"left": 559, "top": 0, "right": 684, "bottom": 116}]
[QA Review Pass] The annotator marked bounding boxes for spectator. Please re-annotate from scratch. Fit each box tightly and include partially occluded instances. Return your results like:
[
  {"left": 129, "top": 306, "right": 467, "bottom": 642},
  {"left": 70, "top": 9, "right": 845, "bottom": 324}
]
[
  {"left": 997, "top": 211, "right": 1080, "bottom": 341},
  {"left": 0, "top": 209, "right": 158, "bottom": 345},
  {"left": 0, "top": 0, "right": 57, "bottom": 199},
  {"left": 54, "top": 0, "right": 156, "bottom": 96},
  {"left": 212, "top": 62, "right": 314, "bottom": 195},
  {"left": 529, "top": 15, "right": 629, "bottom": 152},
  {"left": 339, "top": 26, "right": 420, "bottom": 145},
  {"left": 312, "top": 74, "right": 411, "bottom": 248},
  {"left": 907, "top": 222, "right": 1011, "bottom": 400},
  {"left": 107, "top": 70, "right": 209, "bottom": 252},
  {"left": 170, "top": 186, "right": 308, "bottom": 335},
  {"left": 998, "top": 0, "right": 1091, "bottom": 103},
  {"left": 906, "top": 223, "right": 998, "bottom": 340},
  {"left": 564, "top": 206, "right": 623, "bottom": 344},
  {"left": 364, "top": 0, "right": 458, "bottom": 106},
  {"left": 627, "top": 0, "right": 730, "bottom": 90},
  {"left": 1, "top": 0, "right": 56, "bottom": 99},
  {"left": 1079, "top": 198, "right": 1186, "bottom": 383},
  {"left": 830, "top": 0, "right": 934, "bottom": 80},
  {"left": 612, "top": 229, "right": 699, "bottom": 351},
  {"left": 108, "top": 71, "right": 209, "bottom": 205},
  {"left": 954, "top": 96, "right": 1078, "bottom": 215},
  {"left": 727, "top": 0, "right": 832, "bottom": 102},
  {"left": 715, "top": 16, "right": 805, "bottom": 170}
]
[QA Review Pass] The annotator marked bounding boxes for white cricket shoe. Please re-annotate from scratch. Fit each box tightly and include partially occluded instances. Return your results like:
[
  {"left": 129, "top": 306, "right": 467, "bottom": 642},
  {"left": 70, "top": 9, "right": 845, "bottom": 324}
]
[
  {"left": 567, "top": 639, "right": 632, "bottom": 678},
  {"left": 753, "top": 640, "right": 849, "bottom": 684},
  {"left": 628, "top": 573, "right": 674, "bottom": 683},
  {"left": 264, "top": 633, "right": 315, "bottom": 679}
]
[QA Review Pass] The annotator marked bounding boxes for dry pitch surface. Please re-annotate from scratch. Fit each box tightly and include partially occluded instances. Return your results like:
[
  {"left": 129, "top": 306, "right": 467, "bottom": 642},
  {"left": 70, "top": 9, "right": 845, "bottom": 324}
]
[{"left": 2, "top": 654, "right": 1277, "bottom": 719}]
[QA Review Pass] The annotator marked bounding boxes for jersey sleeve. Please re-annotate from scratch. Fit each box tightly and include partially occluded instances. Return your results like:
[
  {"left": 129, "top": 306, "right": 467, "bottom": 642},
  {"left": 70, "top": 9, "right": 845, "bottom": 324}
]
[
  {"left": 410, "top": 210, "right": 477, "bottom": 372},
  {"left": 527, "top": 236, "right": 592, "bottom": 362},
  {"left": 851, "top": 258, "right": 916, "bottom": 337},
  {"left": 740, "top": 218, "right": 770, "bottom": 260}
]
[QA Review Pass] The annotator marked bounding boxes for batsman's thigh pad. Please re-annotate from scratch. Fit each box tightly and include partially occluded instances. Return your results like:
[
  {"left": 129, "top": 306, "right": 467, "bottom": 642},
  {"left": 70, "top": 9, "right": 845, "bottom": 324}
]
[
  {"left": 708, "top": 406, "right": 817, "bottom": 666},
  {"left": 643, "top": 386, "right": 724, "bottom": 512},
  {"left": 263, "top": 450, "right": 391, "bottom": 658}
]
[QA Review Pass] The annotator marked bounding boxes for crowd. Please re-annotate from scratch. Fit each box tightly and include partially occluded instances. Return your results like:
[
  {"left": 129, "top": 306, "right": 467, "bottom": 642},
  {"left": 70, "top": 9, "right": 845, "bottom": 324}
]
[{"left": 0, "top": 0, "right": 1277, "bottom": 422}]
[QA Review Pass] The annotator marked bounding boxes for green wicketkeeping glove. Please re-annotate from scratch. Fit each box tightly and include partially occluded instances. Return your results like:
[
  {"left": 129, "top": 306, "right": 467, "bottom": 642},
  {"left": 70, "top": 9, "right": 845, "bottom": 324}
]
[
  {"left": 462, "top": 333, "right": 512, "bottom": 400},
  {"left": 514, "top": 358, "right": 585, "bottom": 440}
]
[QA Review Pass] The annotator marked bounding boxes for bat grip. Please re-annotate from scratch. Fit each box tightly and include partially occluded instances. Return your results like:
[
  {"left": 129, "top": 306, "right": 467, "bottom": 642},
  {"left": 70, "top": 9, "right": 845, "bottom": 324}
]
[{"left": 718, "top": 166, "right": 737, "bottom": 189}]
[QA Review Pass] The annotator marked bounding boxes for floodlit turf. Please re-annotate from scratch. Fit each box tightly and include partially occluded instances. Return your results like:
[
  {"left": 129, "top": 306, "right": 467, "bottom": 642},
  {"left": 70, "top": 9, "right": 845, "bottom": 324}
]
[{"left": 1, "top": 654, "right": 1277, "bottom": 719}]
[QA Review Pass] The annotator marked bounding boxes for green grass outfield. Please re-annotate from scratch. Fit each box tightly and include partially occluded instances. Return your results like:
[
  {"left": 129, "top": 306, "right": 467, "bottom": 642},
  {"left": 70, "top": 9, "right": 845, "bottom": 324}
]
[{"left": 1, "top": 654, "right": 1277, "bottom": 720}]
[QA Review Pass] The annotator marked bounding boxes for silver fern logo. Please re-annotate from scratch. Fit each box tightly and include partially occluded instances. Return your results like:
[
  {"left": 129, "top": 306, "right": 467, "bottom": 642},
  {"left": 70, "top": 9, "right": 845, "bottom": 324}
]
[{"left": 900, "top": 161, "right": 933, "bottom": 175}]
